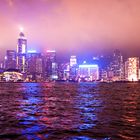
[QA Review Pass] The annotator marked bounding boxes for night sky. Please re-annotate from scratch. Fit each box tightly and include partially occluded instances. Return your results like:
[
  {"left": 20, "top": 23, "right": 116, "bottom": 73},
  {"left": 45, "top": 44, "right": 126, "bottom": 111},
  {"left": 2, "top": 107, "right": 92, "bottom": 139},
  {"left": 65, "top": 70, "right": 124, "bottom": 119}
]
[{"left": 1, "top": 0, "right": 140, "bottom": 58}]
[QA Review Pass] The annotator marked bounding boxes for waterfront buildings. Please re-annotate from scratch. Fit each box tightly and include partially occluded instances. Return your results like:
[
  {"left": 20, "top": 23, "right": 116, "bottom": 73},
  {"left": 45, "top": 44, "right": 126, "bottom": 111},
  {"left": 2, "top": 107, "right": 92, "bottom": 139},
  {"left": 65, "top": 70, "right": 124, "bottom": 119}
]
[
  {"left": 1, "top": 45, "right": 140, "bottom": 82},
  {"left": 0, "top": 28, "right": 140, "bottom": 82}
]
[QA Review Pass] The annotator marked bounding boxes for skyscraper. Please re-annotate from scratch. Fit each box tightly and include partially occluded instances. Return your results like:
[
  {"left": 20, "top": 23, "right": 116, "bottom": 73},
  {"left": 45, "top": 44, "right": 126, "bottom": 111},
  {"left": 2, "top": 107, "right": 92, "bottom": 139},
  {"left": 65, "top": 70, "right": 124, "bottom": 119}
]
[
  {"left": 16, "top": 29, "right": 27, "bottom": 73},
  {"left": 5, "top": 50, "right": 16, "bottom": 70},
  {"left": 27, "top": 51, "right": 43, "bottom": 81},
  {"left": 45, "top": 50, "right": 58, "bottom": 80},
  {"left": 109, "top": 50, "right": 124, "bottom": 81},
  {"left": 125, "top": 57, "right": 139, "bottom": 81},
  {"left": 69, "top": 55, "right": 77, "bottom": 80}
]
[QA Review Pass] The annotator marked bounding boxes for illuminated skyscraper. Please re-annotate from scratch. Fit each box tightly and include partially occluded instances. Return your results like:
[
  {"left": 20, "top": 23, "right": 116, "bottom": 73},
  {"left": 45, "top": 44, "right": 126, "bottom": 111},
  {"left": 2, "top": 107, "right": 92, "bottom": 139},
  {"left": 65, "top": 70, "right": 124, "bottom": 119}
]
[
  {"left": 5, "top": 50, "right": 16, "bottom": 70},
  {"left": 69, "top": 55, "right": 77, "bottom": 80},
  {"left": 109, "top": 50, "right": 124, "bottom": 81},
  {"left": 125, "top": 57, "right": 139, "bottom": 81},
  {"left": 27, "top": 50, "right": 43, "bottom": 81},
  {"left": 16, "top": 29, "right": 27, "bottom": 73},
  {"left": 45, "top": 50, "right": 58, "bottom": 80}
]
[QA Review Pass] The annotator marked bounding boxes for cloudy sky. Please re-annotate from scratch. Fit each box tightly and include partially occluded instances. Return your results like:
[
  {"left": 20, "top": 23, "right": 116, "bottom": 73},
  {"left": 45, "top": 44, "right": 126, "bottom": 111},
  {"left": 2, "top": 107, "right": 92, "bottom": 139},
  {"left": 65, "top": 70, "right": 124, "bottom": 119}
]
[{"left": 0, "top": 0, "right": 140, "bottom": 57}]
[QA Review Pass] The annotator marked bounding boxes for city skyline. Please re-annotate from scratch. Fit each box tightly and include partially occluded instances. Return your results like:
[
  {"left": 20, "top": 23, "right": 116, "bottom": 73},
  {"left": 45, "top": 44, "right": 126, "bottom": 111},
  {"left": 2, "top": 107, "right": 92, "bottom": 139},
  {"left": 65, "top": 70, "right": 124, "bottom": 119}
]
[
  {"left": 1, "top": 31, "right": 140, "bottom": 82},
  {"left": 1, "top": 0, "right": 140, "bottom": 58}
]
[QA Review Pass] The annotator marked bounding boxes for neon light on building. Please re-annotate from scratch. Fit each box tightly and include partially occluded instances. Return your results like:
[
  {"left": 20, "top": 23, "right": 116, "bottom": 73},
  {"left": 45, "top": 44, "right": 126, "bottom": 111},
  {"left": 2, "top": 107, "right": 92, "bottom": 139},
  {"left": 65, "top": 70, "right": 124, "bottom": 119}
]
[
  {"left": 3, "top": 71, "right": 23, "bottom": 82},
  {"left": 27, "top": 50, "right": 37, "bottom": 53},
  {"left": 46, "top": 50, "right": 56, "bottom": 53},
  {"left": 78, "top": 64, "right": 99, "bottom": 81},
  {"left": 79, "top": 65, "right": 98, "bottom": 68}
]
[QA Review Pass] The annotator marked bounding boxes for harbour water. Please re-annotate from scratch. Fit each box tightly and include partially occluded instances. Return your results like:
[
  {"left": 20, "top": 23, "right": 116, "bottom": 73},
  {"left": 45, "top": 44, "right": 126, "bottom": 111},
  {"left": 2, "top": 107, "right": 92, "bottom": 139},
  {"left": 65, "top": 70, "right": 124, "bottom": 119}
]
[{"left": 0, "top": 82, "right": 139, "bottom": 140}]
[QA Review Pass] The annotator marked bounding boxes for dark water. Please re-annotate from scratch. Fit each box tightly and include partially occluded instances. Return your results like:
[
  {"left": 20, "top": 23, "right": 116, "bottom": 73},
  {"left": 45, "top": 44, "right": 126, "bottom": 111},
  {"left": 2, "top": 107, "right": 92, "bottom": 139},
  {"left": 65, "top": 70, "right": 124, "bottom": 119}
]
[{"left": 0, "top": 82, "right": 140, "bottom": 140}]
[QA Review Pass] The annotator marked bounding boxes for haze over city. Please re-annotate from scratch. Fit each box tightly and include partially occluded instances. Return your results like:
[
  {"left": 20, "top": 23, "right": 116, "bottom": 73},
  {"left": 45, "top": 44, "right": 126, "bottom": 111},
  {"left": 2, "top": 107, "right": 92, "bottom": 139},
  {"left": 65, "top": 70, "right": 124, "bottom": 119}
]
[{"left": 1, "top": 0, "right": 140, "bottom": 59}]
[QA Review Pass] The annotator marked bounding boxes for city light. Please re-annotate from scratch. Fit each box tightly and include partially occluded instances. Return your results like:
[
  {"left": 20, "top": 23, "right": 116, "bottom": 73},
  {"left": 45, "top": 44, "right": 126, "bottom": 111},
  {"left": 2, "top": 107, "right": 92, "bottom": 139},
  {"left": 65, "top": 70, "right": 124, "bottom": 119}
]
[
  {"left": 46, "top": 50, "right": 56, "bottom": 53},
  {"left": 83, "top": 61, "right": 86, "bottom": 64},
  {"left": 19, "top": 26, "right": 24, "bottom": 32},
  {"left": 79, "top": 65, "right": 98, "bottom": 68},
  {"left": 4, "top": 56, "right": 7, "bottom": 60},
  {"left": 22, "top": 44, "right": 26, "bottom": 54},
  {"left": 3, "top": 71, "right": 23, "bottom": 82},
  {"left": 27, "top": 50, "right": 37, "bottom": 53}
]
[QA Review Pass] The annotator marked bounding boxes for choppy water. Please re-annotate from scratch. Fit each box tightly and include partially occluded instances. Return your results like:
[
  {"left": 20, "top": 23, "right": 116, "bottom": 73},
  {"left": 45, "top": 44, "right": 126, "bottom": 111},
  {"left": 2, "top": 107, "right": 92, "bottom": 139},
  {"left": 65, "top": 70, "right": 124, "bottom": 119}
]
[{"left": 0, "top": 82, "right": 140, "bottom": 140}]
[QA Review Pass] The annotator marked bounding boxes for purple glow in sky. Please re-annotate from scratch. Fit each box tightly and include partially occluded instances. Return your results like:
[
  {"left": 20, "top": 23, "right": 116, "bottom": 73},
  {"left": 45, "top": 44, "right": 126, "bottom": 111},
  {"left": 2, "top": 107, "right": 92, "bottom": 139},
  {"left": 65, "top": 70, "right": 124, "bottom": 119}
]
[{"left": 0, "top": 0, "right": 140, "bottom": 56}]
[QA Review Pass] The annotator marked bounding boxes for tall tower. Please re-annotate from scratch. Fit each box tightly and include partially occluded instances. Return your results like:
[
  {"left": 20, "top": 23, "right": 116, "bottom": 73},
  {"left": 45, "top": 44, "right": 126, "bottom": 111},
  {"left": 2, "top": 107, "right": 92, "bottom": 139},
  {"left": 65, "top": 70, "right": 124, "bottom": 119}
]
[
  {"left": 109, "top": 49, "right": 124, "bottom": 81},
  {"left": 45, "top": 50, "right": 58, "bottom": 80},
  {"left": 70, "top": 56, "right": 77, "bottom": 67},
  {"left": 69, "top": 55, "right": 77, "bottom": 80},
  {"left": 16, "top": 28, "right": 27, "bottom": 73}
]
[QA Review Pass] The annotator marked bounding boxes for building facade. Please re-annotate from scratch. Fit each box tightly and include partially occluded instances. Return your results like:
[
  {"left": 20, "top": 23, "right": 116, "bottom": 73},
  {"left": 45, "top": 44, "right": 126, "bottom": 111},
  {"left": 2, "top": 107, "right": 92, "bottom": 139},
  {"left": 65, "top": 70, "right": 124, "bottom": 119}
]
[
  {"left": 5, "top": 50, "right": 16, "bottom": 70},
  {"left": 125, "top": 57, "right": 139, "bottom": 81}
]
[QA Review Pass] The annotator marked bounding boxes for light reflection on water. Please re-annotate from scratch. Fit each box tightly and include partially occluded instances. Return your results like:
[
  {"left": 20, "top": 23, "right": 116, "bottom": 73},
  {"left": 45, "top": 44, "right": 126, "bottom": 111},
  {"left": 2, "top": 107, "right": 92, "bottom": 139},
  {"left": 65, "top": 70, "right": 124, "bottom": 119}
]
[
  {"left": 0, "top": 82, "right": 139, "bottom": 140},
  {"left": 75, "top": 83, "right": 102, "bottom": 131}
]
